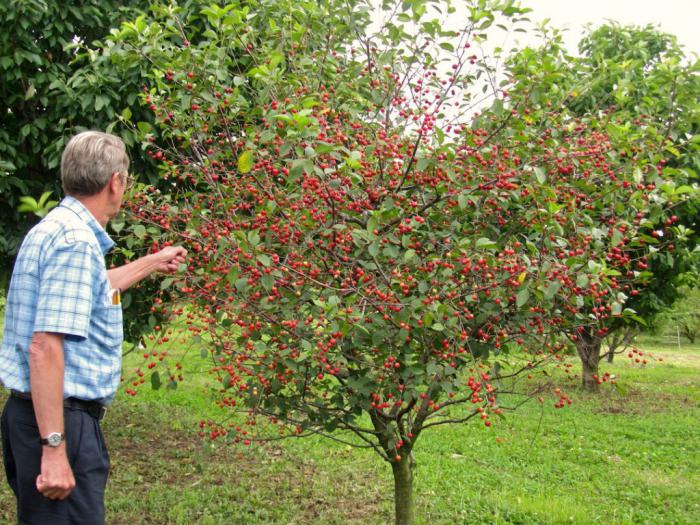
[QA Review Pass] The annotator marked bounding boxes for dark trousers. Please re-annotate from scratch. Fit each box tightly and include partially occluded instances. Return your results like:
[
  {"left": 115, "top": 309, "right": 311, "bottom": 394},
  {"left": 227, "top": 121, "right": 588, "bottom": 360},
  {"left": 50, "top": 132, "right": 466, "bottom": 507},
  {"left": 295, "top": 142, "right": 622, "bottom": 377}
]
[{"left": 1, "top": 395, "right": 110, "bottom": 525}]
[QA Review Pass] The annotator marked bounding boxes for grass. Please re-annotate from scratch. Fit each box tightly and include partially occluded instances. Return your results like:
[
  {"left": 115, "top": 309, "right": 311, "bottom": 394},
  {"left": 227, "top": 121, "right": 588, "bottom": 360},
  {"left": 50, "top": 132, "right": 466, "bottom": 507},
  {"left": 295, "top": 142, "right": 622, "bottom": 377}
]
[{"left": 0, "top": 325, "right": 698, "bottom": 524}]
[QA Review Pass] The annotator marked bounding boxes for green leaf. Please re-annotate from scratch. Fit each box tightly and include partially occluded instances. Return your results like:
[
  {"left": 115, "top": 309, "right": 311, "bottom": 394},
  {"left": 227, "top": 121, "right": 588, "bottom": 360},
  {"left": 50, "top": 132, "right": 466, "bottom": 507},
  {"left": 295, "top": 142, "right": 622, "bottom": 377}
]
[
  {"left": 132, "top": 224, "right": 146, "bottom": 239},
  {"left": 534, "top": 166, "right": 546, "bottom": 184},
  {"left": 235, "top": 278, "right": 248, "bottom": 293},
  {"left": 37, "top": 191, "right": 52, "bottom": 208},
  {"left": 247, "top": 231, "right": 260, "bottom": 246},
  {"left": 18, "top": 195, "right": 38, "bottom": 208},
  {"left": 611, "top": 229, "right": 624, "bottom": 247},
  {"left": 544, "top": 281, "right": 562, "bottom": 300},
  {"left": 416, "top": 157, "right": 431, "bottom": 171},
  {"left": 516, "top": 289, "right": 529, "bottom": 307},
  {"left": 238, "top": 150, "right": 254, "bottom": 174},
  {"left": 345, "top": 150, "right": 362, "bottom": 169},
  {"left": 458, "top": 194, "right": 469, "bottom": 210},
  {"left": 226, "top": 267, "right": 239, "bottom": 284},
  {"left": 261, "top": 274, "right": 274, "bottom": 290},
  {"left": 95, "top": 95, "right": 109, "bottom": 111},
  {"left": 476, "top": 237, "right": 497, "bottom": 250},
  {"left": 576, "top": 273, "right": 589, "bottom": 288},
  {"left": 17, "top": 203, "right": 36, "bottom": 213},
  {"left": 150, "top": 371, "right": 161, "bottom": 390},
  {"left": 327, "top": 295, "right": 340, "bottom": 307}
]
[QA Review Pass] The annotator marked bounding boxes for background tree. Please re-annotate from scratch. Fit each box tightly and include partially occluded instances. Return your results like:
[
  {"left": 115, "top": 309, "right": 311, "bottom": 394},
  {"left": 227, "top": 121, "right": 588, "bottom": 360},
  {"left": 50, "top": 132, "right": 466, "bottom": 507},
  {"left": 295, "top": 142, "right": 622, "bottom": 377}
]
[
  {"left": 659, "top": 284, "right": 700, "bottom": 344},
  {"left": 0, "top": 0, "right": 157, "bottom": 283},
  {"left": 502, "top": 22, "right": 700, "bottom": 389},
  {"left": 0, "top": 0, "right": 172, "bottom": 346},
  {"left": 0, "top": 0, "right": 230, "bottom": 345}
]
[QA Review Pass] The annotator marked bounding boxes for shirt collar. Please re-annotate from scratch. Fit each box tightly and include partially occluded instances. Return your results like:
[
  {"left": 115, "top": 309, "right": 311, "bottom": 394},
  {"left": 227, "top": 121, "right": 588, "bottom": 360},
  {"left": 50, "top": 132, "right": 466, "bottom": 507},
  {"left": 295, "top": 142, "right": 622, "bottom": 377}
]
[{"left": 58, "top": 196, "right": 115, "bottom": 255}]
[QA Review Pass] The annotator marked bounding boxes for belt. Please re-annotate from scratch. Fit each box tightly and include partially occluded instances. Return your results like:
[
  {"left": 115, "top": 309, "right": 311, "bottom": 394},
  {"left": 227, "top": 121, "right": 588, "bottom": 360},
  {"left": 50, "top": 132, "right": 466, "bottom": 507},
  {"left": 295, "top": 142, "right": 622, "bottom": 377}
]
[{"left": 10, "top": 390, "right": 107, "bottom": 422}]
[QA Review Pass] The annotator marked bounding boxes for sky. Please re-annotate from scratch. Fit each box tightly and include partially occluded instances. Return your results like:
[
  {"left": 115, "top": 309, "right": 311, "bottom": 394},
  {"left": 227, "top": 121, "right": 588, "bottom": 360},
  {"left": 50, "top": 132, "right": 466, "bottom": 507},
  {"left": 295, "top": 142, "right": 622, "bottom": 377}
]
[{"left": 520, "top": 0, "right": 700, "bottom": 56}]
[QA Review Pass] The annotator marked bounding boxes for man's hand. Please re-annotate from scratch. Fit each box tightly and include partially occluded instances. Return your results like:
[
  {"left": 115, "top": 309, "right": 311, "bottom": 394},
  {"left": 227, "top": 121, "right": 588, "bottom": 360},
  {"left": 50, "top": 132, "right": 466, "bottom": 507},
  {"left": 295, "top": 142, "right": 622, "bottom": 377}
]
[
  {"left": 36, "top": 447, "right": 75, "bottom": 500},
  {"left": 152, "top": 246, "right": 187, "bottom": 273}
]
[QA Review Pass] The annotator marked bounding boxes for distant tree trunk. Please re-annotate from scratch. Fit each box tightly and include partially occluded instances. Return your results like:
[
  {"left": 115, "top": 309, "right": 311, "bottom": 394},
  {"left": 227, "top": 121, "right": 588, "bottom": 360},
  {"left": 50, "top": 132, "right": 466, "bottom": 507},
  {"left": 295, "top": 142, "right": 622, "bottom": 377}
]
[
  {"left": 575, "top": 327, "right": 604, "bottom": 392},
  {"left": 680, "top": 324, "right": 696, "bottom": 344},
  {"left": 605, "top": 327, "right": 637, "bottom": 363},
  {"left": 605, "top": 347, "right": 615, "bottom": 363}
]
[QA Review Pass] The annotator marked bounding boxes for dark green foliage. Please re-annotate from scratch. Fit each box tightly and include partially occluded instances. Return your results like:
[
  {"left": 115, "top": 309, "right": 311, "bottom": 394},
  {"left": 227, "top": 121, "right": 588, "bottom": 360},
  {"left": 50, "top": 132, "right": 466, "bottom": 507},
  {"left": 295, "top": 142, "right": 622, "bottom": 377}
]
[{"left": 0, "top": 0, "right": 151, "bottom": 282}]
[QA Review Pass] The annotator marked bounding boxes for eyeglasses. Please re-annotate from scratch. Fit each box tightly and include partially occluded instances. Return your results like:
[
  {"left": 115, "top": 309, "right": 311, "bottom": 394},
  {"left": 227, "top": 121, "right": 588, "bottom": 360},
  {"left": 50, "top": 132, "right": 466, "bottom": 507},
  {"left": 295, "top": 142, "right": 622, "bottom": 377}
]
[{"left": 120, "top": 172, "right": 135, "bottom": 193}]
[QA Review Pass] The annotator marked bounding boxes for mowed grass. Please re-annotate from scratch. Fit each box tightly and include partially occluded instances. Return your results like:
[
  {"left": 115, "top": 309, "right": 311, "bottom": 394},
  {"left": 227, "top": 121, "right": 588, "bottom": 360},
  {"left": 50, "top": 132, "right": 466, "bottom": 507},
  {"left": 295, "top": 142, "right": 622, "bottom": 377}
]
[{"left": 0, "top": 325, "right": 698, "bottom": 524}]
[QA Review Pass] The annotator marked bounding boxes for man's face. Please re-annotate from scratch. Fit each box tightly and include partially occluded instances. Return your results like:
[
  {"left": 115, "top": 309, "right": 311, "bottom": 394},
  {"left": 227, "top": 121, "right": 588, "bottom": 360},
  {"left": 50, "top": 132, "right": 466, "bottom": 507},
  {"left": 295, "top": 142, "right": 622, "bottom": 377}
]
[{"left": 108, "top": 171, "right": 132, "bottom": 220}]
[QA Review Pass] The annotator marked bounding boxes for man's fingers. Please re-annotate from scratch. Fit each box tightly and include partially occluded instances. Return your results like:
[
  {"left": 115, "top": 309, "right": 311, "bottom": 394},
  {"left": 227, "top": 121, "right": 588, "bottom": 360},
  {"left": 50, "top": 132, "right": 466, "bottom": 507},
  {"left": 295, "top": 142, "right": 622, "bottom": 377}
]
[
  {"left": 41, "top": 487, "right": 72, "bottom": 500},
  {"left": 164, "top": 254, "right": 186, "bottom": 271},
  {"left": 36, "top": 474, "right": 74, "bottom": 500},
  {"left": 45, "top": 490, "right": 71, "bottom": 500}
]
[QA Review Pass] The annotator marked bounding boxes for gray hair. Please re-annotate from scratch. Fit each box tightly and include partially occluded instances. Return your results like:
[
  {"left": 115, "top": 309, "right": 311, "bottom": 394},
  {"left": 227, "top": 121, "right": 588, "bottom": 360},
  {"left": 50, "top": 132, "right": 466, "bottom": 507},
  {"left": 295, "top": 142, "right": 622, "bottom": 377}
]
[{"left": 60, "top": 131, "right": 130, "bottom": 196}]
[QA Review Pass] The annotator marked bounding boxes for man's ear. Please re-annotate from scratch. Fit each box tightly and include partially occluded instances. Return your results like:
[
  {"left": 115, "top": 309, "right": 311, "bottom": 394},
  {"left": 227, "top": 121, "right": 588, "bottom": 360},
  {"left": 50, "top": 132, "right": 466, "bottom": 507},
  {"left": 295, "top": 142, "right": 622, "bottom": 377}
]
[{"left": 107, "top": 172, "right": 122, "bottom": 193}]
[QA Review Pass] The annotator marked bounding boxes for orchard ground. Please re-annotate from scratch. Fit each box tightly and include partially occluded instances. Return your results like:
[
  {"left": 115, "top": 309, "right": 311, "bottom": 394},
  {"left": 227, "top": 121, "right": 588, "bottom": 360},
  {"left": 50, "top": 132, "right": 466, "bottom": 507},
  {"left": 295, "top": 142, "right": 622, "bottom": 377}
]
[{"left": 0, "top": 304, "right": 698, "bottom": 524}]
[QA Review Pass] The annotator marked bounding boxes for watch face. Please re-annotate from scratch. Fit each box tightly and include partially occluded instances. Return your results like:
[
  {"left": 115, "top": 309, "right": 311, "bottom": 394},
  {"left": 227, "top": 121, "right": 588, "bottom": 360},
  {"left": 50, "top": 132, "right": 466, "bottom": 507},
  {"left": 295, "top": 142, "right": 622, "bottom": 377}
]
[{"left": 47, "top": 432, "right": 63, "bottom": 447}]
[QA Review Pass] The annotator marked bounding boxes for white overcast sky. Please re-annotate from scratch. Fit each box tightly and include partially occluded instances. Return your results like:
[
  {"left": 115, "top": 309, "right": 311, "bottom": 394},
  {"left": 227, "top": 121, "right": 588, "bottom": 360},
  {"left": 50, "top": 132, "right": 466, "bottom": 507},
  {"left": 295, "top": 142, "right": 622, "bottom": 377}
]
[{"left": 519, "top": 0, "right": 700, "bottom": 55}]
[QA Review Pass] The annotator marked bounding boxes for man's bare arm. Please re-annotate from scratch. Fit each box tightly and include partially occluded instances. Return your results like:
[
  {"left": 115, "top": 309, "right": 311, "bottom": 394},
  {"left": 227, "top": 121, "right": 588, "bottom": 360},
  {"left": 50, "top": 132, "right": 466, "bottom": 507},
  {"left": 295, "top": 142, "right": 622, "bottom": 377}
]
[
  {"left": 29, "top": 331, "right": 75, "bottom": 500},
  {"left": 107, "top": 246, "right": 187, "bottom": 292}
]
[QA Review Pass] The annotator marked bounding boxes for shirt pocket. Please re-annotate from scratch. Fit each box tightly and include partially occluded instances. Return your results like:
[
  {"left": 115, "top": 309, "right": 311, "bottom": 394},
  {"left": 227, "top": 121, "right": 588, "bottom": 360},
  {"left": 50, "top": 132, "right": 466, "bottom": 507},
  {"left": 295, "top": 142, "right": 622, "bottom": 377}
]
[
  {"left": 93, "top": 291, "right": 124, "bottom": 352},
  {"left": 104, "top": 302, "right": 124, "bottom": 343}
]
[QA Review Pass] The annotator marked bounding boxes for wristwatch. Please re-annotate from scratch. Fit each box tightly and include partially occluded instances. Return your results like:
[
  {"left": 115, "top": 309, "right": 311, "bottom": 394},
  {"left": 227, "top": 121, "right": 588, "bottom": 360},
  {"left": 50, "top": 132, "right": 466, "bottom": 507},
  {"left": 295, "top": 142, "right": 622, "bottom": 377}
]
[{"left": 40, "top": 432, "right": 65, "bottom": 447}]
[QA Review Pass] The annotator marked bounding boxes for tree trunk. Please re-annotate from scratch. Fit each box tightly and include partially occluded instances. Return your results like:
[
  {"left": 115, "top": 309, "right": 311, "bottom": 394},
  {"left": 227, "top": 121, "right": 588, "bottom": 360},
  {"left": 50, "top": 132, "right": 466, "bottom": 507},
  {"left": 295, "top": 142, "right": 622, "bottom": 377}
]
[
  {"left": 581, "top": 356, "right": 600, "bottom": 392},
  {"left": 575, "top": 328, "right": 603, "bottom": 392},
  {"left": 605, "top": 327, "right": 636, "bottom": 363},
  {"left": 369, "top": 409, "right": 418, "bottom": 525},
  {"left": 391, "top": 455, "right": 415, "bottom": 525}
]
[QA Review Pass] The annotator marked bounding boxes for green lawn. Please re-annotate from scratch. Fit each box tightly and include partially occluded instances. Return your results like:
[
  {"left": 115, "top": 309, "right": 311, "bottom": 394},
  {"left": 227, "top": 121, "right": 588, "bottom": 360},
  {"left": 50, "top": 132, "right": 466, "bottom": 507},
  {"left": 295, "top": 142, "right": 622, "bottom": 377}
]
[{"left": 0, "top": 328, "right": 698, "bottom": 524}]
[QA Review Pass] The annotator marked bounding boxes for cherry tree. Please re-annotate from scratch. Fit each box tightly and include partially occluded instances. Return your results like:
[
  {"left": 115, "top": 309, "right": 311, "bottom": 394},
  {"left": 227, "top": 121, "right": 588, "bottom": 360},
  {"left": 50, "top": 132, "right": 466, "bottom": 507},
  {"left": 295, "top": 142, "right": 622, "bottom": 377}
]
[{"left": 110, "top": 1, "right": 677, "bottom": 521}]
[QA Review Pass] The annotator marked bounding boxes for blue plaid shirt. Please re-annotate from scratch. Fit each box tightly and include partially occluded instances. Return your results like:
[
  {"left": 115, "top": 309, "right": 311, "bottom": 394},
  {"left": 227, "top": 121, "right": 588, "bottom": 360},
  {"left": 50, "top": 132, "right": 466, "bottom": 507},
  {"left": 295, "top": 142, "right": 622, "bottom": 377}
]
[{"left": 0, "top": 196, "right": 123, "bottom": 403}]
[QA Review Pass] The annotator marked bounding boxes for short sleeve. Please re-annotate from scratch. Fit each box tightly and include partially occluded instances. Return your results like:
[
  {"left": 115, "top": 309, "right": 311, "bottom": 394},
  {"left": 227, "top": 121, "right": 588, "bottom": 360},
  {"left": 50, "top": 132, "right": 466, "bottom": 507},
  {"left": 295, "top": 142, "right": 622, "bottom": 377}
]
[{"left": 33, "top": 241, "right": 95, "bottom": 340}]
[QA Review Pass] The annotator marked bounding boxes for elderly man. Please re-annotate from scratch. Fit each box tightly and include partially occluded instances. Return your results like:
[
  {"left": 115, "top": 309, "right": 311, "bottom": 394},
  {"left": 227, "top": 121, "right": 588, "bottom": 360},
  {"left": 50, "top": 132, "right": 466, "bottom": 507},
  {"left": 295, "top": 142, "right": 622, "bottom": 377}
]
[{"left": 0, "top": 131, "right": 186, "bottom": 524}]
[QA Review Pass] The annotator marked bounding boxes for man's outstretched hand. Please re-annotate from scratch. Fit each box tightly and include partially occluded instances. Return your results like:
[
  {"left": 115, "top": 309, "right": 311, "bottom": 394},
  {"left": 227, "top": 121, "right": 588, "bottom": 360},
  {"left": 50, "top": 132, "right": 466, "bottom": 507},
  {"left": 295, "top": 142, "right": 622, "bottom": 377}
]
[
  {"left": 108, "top": 245, "right": 188, "bottom": 291},
  {"left": 153, "top": 246, "right": 187, "bottom": 273}
]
